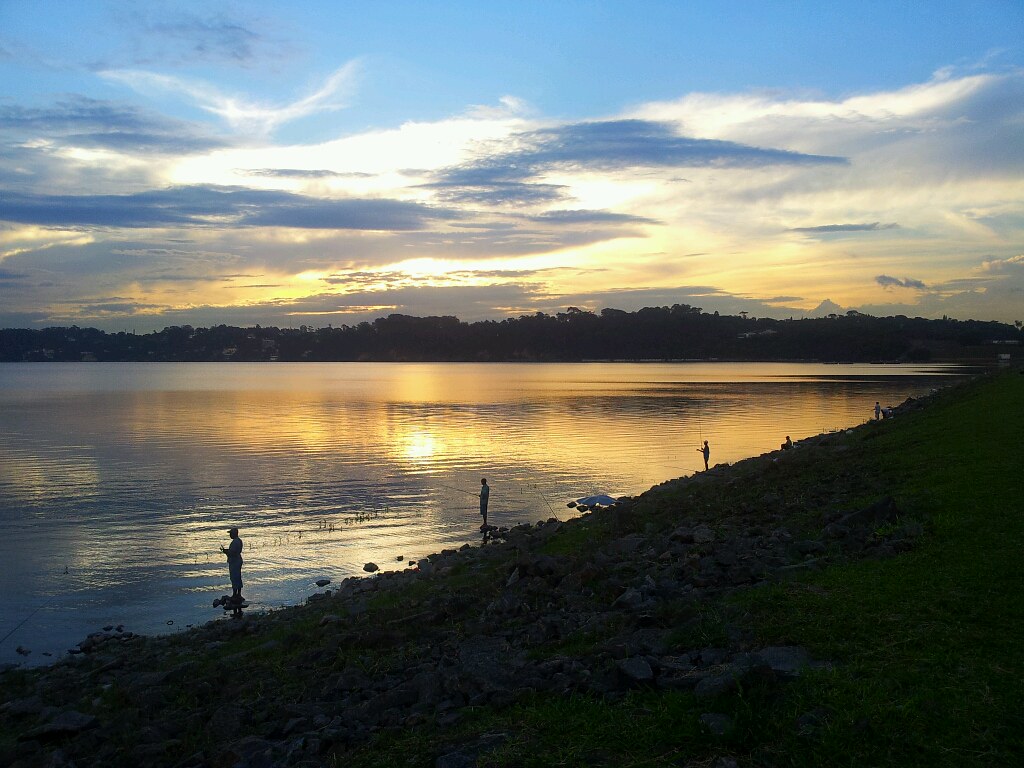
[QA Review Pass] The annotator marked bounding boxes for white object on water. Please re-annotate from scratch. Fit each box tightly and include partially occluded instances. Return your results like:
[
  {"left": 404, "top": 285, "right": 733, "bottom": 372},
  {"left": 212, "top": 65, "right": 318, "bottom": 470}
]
[{"left": 575, "top": 494, "right": 619, "bottom": 507}]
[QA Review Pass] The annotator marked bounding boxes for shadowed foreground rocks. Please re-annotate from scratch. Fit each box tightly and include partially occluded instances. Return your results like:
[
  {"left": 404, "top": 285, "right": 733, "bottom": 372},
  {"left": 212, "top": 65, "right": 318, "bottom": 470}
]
[{"left": 0, "top": 397, "right": 931, "bottom": 767}]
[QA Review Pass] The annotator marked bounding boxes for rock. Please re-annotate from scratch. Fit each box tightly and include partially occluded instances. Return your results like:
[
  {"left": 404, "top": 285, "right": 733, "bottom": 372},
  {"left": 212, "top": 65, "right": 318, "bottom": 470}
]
[
  {"left": 315, "top": 578, "right": 331, "bottom": 587},
  {"left": 797, "top": 707, "right": 833, "bottom": 736},
  {"left": 698, "top": 648, "right": 729, "bottom": 667},
  {"left": 218, "top": 735, "right": 276, "bottom": 766},
  {"left": 604, "top": 533, "right": 646, "bottom": 555},
  {"left": 699, "top": 712, "right": 734, "bottom": 736},
  {"left": 669, "top": 526, "right": 695, "bottom": 543},
  {"left": 694, "top": 670, "right": 739, "bottom": 698},
  {"left": 839, "top": 496, "right": 899, "bottom": 528},
  {"left": 692, "top": 524, "right": 715, "bottom": 544},
  {"left": 363, "top": 562, "right": 379, "bottom": 573},
  {"left": 436, "top": 751, "right": 475, "bottom": 768},
  {"left": 19, "top": 710, "right": 98, "bottom": 741},
  {"left": 612, "top": 587, "right": 644, "bottom": 610},
  {"left": 518, "top": 553, "right": 559, "bottom": 577},
  {"left": 4, "top": 696, "right": 51, "bottom": 717},
  {"left": 436, "top": 732, "right": 509, "bottom": 768},
  {"left": 795, "top": 540, "right": 826, "bottom": 555},
  {"left": 617, "top": 656, "right": 654, "bottom": 685},
  {"left": 753, "top": 645, "right": 814, "bottom": 679}
]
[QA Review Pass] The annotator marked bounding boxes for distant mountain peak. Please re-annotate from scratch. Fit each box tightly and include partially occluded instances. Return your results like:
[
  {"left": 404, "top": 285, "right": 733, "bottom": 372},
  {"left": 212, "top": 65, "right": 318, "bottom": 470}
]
[{"left": 809, "top": 299, "right": 847, "bottom": 317}]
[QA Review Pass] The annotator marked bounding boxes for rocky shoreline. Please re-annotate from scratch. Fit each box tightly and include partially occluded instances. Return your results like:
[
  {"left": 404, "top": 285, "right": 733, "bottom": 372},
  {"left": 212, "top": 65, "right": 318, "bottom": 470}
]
[{"left": 0, "top": 396, "right": 931, "bottom": 767}]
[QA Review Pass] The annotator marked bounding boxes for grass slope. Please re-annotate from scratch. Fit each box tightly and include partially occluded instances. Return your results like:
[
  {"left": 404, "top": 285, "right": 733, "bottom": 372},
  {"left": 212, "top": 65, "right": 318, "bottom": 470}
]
[
  {"left": 732, "top": 370, "right": 1024, "bottom": 767},
  {"left": 350, "top": 371, "right": 1023, "bottom": 767}
]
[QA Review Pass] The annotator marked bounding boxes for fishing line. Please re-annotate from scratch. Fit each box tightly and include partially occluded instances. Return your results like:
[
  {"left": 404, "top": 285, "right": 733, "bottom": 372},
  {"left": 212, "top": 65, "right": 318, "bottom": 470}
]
[
  {"left": 0, "top": 604, "right": 44, "bottom": 647},
  {"left": 515, "top": 481, "right": 558, "bottom": 518},
  {"left": 537, "top": 491, "right": 557, "bottom": 518},
  {"left": 1, "top": 565, "right": 74, "bottom": 648},
  {"left": 435, "top": 482, "right": 480, "bottom": 498}
]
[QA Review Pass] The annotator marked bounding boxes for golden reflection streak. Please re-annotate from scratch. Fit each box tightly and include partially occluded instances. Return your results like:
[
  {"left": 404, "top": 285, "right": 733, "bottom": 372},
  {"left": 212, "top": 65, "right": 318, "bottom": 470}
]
[{"left": 0, "top": 448, "right": 100, "bottom": 501}]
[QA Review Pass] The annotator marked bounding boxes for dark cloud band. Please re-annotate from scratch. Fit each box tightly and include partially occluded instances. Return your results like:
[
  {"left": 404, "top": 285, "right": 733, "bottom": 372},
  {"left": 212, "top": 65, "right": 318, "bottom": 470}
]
[
  {"left": 876, "top": 274, "right": 926, "bottom": 290},
  {"left": 0, "top": 185, "right": 460, "bottom": 231}
]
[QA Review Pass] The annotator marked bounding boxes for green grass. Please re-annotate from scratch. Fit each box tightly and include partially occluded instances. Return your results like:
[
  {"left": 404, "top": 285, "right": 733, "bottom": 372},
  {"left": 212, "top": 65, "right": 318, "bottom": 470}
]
[
  {"left": 343, "top": 371, "right": 1024, "bottom": 767},
  {"left": 729, "top": 372, "right": 1024, "bottom": 766}
]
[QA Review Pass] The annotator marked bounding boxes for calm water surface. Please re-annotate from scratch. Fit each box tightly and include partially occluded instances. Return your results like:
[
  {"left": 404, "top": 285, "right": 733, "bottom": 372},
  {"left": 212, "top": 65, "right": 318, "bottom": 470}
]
[{"left": 0, "top": 362, "right": 964, "bottom": 665}]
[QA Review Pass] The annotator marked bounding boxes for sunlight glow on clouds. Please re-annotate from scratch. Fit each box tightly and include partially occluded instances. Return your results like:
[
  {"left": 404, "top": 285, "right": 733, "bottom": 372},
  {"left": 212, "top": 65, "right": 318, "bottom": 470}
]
[{"left": 0, "top": 2, "right": 1021, "bottom": 330}]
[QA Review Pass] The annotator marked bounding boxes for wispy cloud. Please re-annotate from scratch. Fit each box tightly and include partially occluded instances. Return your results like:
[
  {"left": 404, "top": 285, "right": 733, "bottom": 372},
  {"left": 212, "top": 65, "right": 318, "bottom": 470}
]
[
  {"left": 138, "top": 13, "right": 264, "bottom": 65},
  {"left": 527, "top": 209, "right": 658, "bottom": 226},
  {"left": 791, "top": 222, "right": 899, "bottom": 233},
  {"left": 876, "top": 275, "right": 927, "bottom": 290},
  {"left": 100, "top": 61, "right": 360, "bottom": 135},
  {"left": 244, "top": 168, "right": 374, "bottom": 179},
  {"left": 113, "top": 7, "right": 295, "bottom": 68}
]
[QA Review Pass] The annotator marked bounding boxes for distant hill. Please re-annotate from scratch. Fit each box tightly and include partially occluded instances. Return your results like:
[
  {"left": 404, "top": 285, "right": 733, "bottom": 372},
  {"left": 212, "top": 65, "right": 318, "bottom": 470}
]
[{"left": 0, "top": 306, "right": 1020, "bottom": 363}]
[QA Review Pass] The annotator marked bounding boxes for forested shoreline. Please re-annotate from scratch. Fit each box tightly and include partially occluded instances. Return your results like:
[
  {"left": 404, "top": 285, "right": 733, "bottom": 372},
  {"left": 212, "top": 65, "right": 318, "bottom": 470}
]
[{"left": 1, "top": 306, "right": 1020, "bottom": 363}]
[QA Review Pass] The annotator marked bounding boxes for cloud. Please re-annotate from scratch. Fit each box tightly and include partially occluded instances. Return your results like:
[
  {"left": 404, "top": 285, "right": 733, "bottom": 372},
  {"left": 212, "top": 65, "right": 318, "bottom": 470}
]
[
  {"left": 424, "top": 118, "right": 846, "bottom": 208},
  {"left": 528, "top": 210, "right": 658, "bottom": 226},
  {"left": 135, "top": 12, "right": 266, "bottom": 65},
  {"left": 0, "top": 268, "right": 25, "bottom": 282},
  {"left": 981, "top": 254, "right": 1024, "bottom": 273},
  {"left": 100, "top": 61, "right": 360, "bottom": 135},
  {"left": 422, "top": 180, "right": 569, "bottom": 206},
  {"left": 0, "top": 97, "right": 229, "bottom": 155},
  {"left": 876, "top": 275, "right": 927, "bottom": 290},
  {"left": 791, "top": 222, "right": 899, "bottom": 233},
  {"left": 509, "top": 120, "right": 847, "bottom": 170},
  {"left": 0, "top": 185, "right": 461, "bottom": 231},
  {"left": 244, "top": 169, "right": 374, "bottom": 179},
  {"left": 18, "top": 282, "right": 552, "bottom": 332}
]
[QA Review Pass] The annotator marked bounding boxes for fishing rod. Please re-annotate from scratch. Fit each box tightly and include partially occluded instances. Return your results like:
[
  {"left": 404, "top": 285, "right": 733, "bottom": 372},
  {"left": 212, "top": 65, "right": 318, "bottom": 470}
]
[
  {"left": 534, "top": 488, "right": 557, "bottom": 517},
  {"left": 435, "top": 482, "right": 481, "bottom": 498},
  {"left": 0, "top": 604, "right": 44, "bottom": 648}
]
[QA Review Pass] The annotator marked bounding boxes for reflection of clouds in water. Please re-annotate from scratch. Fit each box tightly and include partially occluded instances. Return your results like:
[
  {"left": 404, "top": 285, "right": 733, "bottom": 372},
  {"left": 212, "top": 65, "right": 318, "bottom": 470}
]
[{"left": 0, "top": 362, "right": 961, "bottom": 666}]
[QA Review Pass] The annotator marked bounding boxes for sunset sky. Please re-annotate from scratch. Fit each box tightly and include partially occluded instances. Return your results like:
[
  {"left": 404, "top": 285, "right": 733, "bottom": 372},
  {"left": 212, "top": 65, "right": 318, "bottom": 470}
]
[{"left": 1, "top": 1, "right": 1022, "bottom": 331}]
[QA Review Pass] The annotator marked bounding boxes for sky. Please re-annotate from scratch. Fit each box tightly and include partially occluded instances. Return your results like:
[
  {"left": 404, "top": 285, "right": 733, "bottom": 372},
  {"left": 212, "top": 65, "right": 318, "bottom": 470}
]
[{"left": 1, "top": 1, "right": 1023, "bottom": 332}]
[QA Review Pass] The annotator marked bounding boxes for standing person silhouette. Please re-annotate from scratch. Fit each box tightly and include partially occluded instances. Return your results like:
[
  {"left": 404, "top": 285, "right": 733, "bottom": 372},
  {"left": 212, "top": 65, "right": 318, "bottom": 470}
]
[
  {"left": 479, "top": 478, "right": 490, "bottom": 528},
  {"left": 874, "top": 401, "right": 881, "bottom": 420},
  {"left": 698, "top": 440, "right": 710, "bottom": 471},
  {"left": 220, "top": 527, "right": 244, "bottom": 602}
]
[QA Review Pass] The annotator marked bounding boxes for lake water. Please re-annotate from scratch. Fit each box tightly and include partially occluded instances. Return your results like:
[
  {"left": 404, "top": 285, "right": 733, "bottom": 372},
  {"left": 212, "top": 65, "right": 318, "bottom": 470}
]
[{"left": 0, "top": 361, "right": 965, "bottom": 666}]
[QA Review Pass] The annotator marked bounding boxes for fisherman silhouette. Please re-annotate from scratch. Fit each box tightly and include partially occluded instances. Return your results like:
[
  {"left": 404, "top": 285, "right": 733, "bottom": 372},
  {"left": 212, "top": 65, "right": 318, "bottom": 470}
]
[
  {"left": 479, "top": 478, "right": 490, "bottom": 528},
  {"left": 220, "top": 527, "right": 243, "bottom": 602}
]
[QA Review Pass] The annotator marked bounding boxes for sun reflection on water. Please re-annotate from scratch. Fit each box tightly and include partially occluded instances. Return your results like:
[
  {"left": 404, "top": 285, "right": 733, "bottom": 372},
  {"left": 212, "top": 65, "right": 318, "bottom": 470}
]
[{"left": 0, "top": 361, "right": 964, "bottom": 665}]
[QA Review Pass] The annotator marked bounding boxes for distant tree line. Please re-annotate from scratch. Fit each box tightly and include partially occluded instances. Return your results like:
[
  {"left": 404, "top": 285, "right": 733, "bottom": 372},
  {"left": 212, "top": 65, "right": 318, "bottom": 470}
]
[{"left": 0, "top": 306, "right": 1020, "bottom": 363}]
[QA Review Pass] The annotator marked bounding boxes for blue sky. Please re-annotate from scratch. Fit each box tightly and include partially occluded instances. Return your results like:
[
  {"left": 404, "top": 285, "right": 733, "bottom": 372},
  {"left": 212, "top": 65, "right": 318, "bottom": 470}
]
[{"left": 1, "top": 1, "right": 1023, "bottom": 330}]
